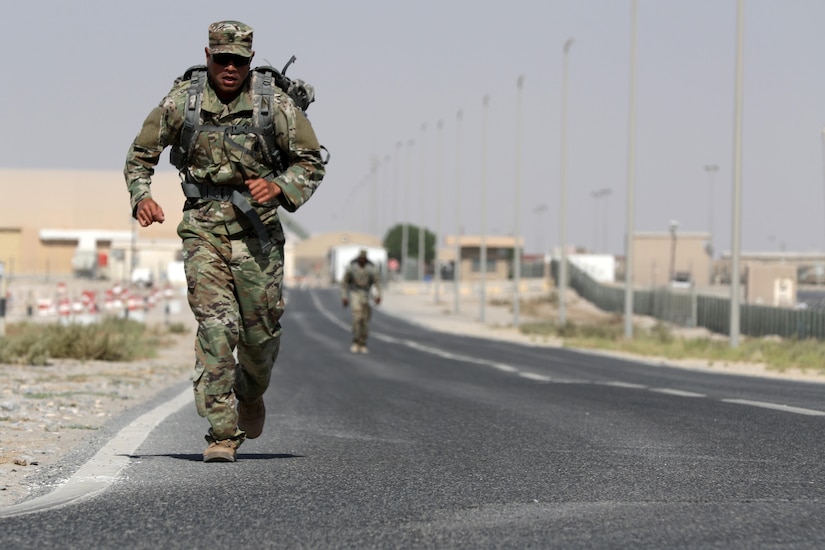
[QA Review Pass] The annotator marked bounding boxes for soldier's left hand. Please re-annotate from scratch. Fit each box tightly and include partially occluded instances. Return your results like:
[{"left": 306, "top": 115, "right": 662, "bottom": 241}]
[
  {"left": 245, "top": 177, "right": 283, "bottom": 204},
  {"left": 374, "top": 297, "right": 381, "bottom": 306}
]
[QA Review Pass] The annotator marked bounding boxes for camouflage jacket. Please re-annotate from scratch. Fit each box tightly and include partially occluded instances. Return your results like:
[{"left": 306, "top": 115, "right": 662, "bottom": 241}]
[
  {"left": 340, "top": 262, "right": 382, "bottom": 299},
  {"left": 123, "top": 73, "right": 325, "bottom": 236}
]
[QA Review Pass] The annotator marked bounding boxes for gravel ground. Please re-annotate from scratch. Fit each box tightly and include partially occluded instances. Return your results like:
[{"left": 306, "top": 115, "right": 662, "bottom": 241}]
[
  {"left": 0, "top": 281, "right": 196, "bottom": 509},
  {"left": 2, "top": 280, "right": 824, "bottom": 510}
]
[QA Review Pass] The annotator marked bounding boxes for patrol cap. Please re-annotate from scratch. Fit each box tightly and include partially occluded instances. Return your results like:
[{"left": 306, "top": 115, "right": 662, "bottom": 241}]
[
  {"left": 208, "top": 20, "right": 254, "bottom": 57},
  {"left": 358, "top": 249, "right": 368, "bottom": 258}
]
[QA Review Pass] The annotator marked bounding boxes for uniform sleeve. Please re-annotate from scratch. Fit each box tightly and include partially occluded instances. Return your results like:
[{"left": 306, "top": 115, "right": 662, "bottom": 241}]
[
  {"left": 340, "top": 268, "right": 351, "bottom": 299},
  {"left": 371, "top": 267, "right": 382, "bottom": 299},
  {"left": 123, "top": 88, "right": 186, "bottom": 215},
  {"left": 270, "top": 96, "right": 326, "bottom": 212}
]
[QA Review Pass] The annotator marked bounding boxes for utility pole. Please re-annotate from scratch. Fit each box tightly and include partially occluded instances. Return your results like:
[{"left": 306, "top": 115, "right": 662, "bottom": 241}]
[
  {"left": 623, "top": 0, "right": 638, "bottom": 339},
  {"left": 418, "top": 123, "right": 427, "bottom": 282},
  {"left": 480, "top": 94, "right": 490, "bottom": 323},
  {"left": 435, "top": 119, "right": 444, "bottom": 303},
  {"left": 730, "top": 0, "right": 745, "bottom": 348},
  {"left": 704, "top": 164, "right": 718, "bottom": 285},
  {"left": 559, "top": 39, "right": 574, "bottom": 326},
  {"left": 454, "top": 110, "right": 463, "bottom": 314},
  {"left": 402, "top": 139, "right": 414, "bottom": 280},
  {"left": 514, "top": 75, "right": 525, "bottom": 327}
]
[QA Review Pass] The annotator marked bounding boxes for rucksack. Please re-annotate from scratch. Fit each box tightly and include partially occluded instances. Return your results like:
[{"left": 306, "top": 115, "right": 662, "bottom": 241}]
[{"left": 169, "top": 55, "right": 324, "bottom": 172}]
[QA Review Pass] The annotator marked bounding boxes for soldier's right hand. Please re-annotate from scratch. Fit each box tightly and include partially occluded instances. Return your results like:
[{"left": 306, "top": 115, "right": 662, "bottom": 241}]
[
  {"left": 342, "top": 299, "right": 349, "bottom": 308},
  {"left": 136, "top": 198, "right": 165, "bottom": 227}
]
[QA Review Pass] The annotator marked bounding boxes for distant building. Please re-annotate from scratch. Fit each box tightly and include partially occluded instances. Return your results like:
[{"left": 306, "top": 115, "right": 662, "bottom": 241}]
[
  {"left": 631, "top": 231, "right": 712, "bottom": 288},
  {"left": 439, "top": 235, "right": 524, "bottom": 281},
  {"left": 0, "top": 169, "right": 303, "bottom": 284}
]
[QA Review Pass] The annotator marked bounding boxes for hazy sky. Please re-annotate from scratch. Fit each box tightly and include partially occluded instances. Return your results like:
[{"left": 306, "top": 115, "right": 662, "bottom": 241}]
[{"left": 3, "top": 1, "right": 825, "bottom": 256}]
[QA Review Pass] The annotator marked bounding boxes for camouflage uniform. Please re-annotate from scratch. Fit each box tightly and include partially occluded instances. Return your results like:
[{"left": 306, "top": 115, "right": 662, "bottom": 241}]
[
  {"left": 340, "top": 253, "right": 382, "bottom": 349},
  {"left": 124, "top": 21, "right": 325, "bottom": 447}
]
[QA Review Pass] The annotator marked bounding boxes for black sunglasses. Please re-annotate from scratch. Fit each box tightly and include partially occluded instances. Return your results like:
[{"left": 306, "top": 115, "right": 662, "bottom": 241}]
[{"left": 211, "top": 53, "right": 251, "bottom": 67}]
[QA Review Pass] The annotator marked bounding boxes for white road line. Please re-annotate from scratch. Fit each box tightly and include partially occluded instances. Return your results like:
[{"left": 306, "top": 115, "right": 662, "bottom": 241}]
[
  {"left": 310, "top": 292, "right": 823, "bottom": 416},
  {"left": 491, "top": 363, "right": 519, "bottom": 373},
  {"left": 550, "top": 378, "right": 590, "bottom": 384},
  {"left": 519, "top": 373, "right": 553, "bottom": 382},
  {"left": 311, "top": 291, "right": 521, "bottom": 372},
  {"left": 0, "top": 387, "right": 192, "bottom": 518},
  {"left": 721, "top": 398, "right": 825, "bottom": 416},
  {"left": 650, "top": 388, "right": 707, "bottom": 398},
  {"left": 599, "top": 381, "right": 648, "bottom": 389}
]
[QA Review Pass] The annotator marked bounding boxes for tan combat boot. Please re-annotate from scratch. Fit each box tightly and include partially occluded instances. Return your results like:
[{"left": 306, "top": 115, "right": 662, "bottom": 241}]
[
  {"left": 203, "top": 439, "right": 239, "bottom": 462},
  {"left": 238, "top": 397, "right": 266, "bottom": 439},
  {"left": 350, "top": 343, "right": 359, "bottom": 353}
]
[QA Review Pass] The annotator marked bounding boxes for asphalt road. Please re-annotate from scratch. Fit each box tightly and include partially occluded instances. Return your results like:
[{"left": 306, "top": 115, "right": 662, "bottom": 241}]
[{"left": 3, "top": 287, "right": 825, "bottom": 549}]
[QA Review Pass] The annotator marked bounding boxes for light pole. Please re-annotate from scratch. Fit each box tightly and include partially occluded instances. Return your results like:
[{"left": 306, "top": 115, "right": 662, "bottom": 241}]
[
  {"left": 591, "top": 188, "right": 611, "bottom": 252},
  {"left": 454, "top": 110, "right": 463, "bottom": 314},
  {"left": 601, "top": 188, "right": 612, "bottom": 253},
  {"left": 369, "top": 156, "right": 379, "bottom": 237},
  {"left": 623, "top": 0, "right": 638, "bottom": 339},
  {"left": 534, "top": 205, "right": 548, "bottom": 250},
  {"left": 480, "top": 94, "right": 490, "bottom": 323},
  {"left": 418, "top": 123, "right": 427, "bottom": 282},
  {"left": 402, "top": 138, "right": 414, "bottom": 280},
  {"left": 435, "top": 118, "right": 444, "bottom": 303},
  {"left": 393, "top": 141, "right": 402, "bottom": 223},
  {"left": 730, "top": 0, "right": 744, "bottom": 348},
  {"left": 382, "top": 154, "right": 391, "bottom": 239},
  {"left": 514, "top": 75, "right": 525, "bottom": 327},
  {"left": 704, "top": 164, "right": 718, "bottom": 284},
  {"left": 669, "top": 219, "right": 679, "bottom": 282},
  {"left": 393, "top": 141, "right": 402, "bottom": 279},
  {"left": 821, "top": 128, "right": 825, "bottom": 252},
  {"left": 559, "top": 38, "right": 573, "bottom": 326}
]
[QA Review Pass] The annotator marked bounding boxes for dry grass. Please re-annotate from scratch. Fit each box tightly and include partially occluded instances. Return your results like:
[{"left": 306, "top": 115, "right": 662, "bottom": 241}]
[
  {"left": 0, "top": 318, "right": 173, "bottom": 365},
  {"left": 517, "top": 293, "right": 825, "bottom": 375}
]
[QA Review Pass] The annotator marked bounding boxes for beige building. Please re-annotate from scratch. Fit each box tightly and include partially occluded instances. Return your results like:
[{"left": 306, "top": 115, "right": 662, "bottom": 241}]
[
  {"left": 0, "top": 169, "right": 311, "bottom": 285},
  {"left": 746, "top": 264, "right": 797, "bottom": 306},
  {"left": 630, "top": 231, "right": 712, "bottom": 288},
  {"left": 0, "top": 169, "right": 185, "bottom": 281},
  {"left": 440, "top": 235, "right": 523, "bottom": 281}
]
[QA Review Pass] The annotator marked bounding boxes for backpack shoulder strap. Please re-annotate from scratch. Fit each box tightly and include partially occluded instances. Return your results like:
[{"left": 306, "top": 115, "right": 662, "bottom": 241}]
[
  {"left": 251, "top": 67, "right": 282, "bottom": 173},
  {"left": 170, "top": 65, "right": 207, "bottom": 170}
]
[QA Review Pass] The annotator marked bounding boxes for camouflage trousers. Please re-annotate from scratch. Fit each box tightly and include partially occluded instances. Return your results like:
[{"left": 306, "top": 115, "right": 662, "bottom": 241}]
[
  {"left": 180, "top": 226, "right": 284, "bottom": 443},
  {"left": 349, "top": 291, "right": 372, "bottom": 346}
]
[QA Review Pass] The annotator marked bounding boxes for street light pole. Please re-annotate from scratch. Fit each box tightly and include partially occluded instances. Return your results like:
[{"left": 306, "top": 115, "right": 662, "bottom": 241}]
[
  {"left": 369, "top": 156, "right": 379, "bottom": 237},
  {"left": 393, "top": 141, "right": 402, "bottom": 278},
  {"left": 514, "top": 75, "right": 525, "bottom": 327},
  {"left": 418, "top": 123, "right": 427, "bottom": 282},
  {"left": 480, "top": 94, "right": 490, "bottom": 323},
  {"left": 394, "top": 141, "right": 402, "bottom": 223},
  {"left": 454, "top": 110, "right": 463, "bottom": 314},
  {"left": 623, "top": 0, "right": 638, "bottom": 339},
  {"left": 602, "top": 188, "right": 612, "bottom": 253},
  {"left": 435, "top": 118, "right": 444, "bottom": 303},
  {"left": 669, "top": 219, "right": 679, "bottom": 282},
  {"left": 559, "top": 38, "right": 574, "bottom": 326},
  {"left": 704, "top": 164, "right": 718, "bottom": 284},
  {"left": 730, "top": 0, "right": 744, "bottom": 348},
  {"left": 534, "top": 204, "right": 548, "bottom": 274},
  {"left": 402, "top": 138, "right": 414, "bottom": 280},
  {"left": 383, "top": 154, "right": 391, "bottom": 239},
  {"left": 820, "top": 128, "right": 825, "bottom": 252},
  {"left": 591, "top": 188, "right": 611, "bottom": 252}
]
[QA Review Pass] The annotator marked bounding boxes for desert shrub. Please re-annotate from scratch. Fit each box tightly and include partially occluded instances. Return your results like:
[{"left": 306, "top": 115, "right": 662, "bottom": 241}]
[{"left": 0, "top": 318, "right": 167, "bottom": 365}]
